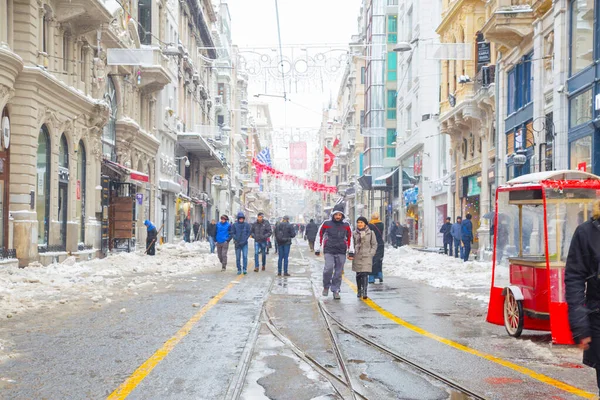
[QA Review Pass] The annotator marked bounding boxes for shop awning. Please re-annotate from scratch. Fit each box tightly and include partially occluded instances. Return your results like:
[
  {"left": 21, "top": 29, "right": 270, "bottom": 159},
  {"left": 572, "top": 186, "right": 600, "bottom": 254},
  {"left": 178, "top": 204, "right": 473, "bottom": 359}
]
[
  {"left": 374, "top": 168, "right": 399, "bottom": 182},
  {"left": 103, "top": 160, "right": 149, "bottom": 183},
  {"left": 159, "top": 179, "right": 181, "bottom": 193}
]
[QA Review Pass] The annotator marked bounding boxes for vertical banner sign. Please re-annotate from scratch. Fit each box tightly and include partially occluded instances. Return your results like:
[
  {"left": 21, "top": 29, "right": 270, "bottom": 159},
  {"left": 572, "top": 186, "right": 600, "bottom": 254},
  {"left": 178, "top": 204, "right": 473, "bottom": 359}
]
[
  {"left": 76, "top": 180, "right": 81, "bottom": 200},
  {"left": 101, "top": 176, "right": 110, "bottom": 255},
  {"left": 289, "top": 142, "right": 307, "bottom": 170}
]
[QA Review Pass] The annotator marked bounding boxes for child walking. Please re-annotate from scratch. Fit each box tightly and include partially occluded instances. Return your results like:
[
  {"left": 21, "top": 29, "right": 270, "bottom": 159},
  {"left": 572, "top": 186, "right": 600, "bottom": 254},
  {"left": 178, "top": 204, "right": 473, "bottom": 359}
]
[{"left": 352, "top": 217, "right": 377, "bottom": 299}]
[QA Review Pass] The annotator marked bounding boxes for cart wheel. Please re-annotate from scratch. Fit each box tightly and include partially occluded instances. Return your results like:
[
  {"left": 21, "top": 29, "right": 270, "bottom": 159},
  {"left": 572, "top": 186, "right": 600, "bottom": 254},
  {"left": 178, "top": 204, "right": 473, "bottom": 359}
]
[{"left": 504, "top": 289, "right": 524, "bottom": 337}]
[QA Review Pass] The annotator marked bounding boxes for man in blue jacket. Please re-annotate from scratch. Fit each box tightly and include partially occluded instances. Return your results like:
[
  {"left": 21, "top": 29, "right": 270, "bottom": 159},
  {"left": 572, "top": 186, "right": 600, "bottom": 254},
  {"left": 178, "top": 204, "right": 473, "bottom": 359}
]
[
  {"left": 450, "top": 216, "right": 462, "bottom": 259},
  {"left": 461, "top": 213, "right": 474, "bottom": 261},
  {"left": 230, "top": 212, "right": 252, "bottom": 275},
  {"left": 215, "top": 215, "right": 231, "bottom": 271}
]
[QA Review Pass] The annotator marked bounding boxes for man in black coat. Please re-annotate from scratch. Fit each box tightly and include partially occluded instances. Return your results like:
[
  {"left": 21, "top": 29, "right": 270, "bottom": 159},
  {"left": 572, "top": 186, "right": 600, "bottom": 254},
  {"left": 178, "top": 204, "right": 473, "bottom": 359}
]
[
  {"left": 305, "top": 219, "right": 318, "bottom": 251},
  {"left": 566, "top": 203, "right": 600, "bottom": 395},
  {"left": 251, "top": 212, "right": 272, "bottom": 272},
  {"left": 368, "top": 212, "right": 385, "bottom": 284},
  {"left": 440, "top": 217, "right": 453, "bottom": 256},
  {"left": 206, "top": 219, "right": 217, "bottom": 253},
  {"left": 275, "top": 216, "right": 296, "bottom": 276}
]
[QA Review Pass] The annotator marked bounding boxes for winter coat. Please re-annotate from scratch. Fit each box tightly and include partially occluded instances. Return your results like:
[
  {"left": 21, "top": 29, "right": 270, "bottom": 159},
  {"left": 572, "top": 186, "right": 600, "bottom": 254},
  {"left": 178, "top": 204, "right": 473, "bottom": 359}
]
[
  {"left": 305, "top": 222, "right": 318, "bottom": 241},
  {"left": 251, "top": 220, "right": 273, "bottom": 243},
  {"left": 215, "top": 221, "right": 231, "bottom": 243},
  {"left": 450, "top": 222, "right": 462, "bottom": 241},
  {"left": 145, "top": 221, "right": 157, "bottom": 245},
  {"left": 440, "top": 222, "right": 453, "bottom": 244},
  {"left": 275, "top": 221, "right": 296, "bottom": 245},
  {"left": 207, "top": 223, "right": 217, "bottom": 239},
  {"left": 566, "top": 218, "right": 600, "bottom": 368},
  {"left": 352, "top": 227, "right": 377, "bottom": 273},
  {"left": 461, "top": 219, "right": 473, "bottom": 242},
  {"left": 230, "top": 221, "right": 252, "bottom": 247},
  {"left": 369, "top": 221, "right": 385, "bottom": 275},
  {"left": 315, "top": 214, "right": 355, "bottom": 256}
]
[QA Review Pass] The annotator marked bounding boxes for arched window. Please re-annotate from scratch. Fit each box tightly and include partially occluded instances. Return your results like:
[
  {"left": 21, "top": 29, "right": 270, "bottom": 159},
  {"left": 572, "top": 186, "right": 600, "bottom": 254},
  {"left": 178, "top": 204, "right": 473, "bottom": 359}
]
[
  {"left": 76, "top": 141, "right": 86, "bottom": 244},
  {"left": 36, "top": 125, "right": 50, "bottom": 245},
  {"left": 102, "top": 76, "right": 117, "bottom": 161},
  {"left": 58, "top": 134, "right": 69, "bottom": 247}
]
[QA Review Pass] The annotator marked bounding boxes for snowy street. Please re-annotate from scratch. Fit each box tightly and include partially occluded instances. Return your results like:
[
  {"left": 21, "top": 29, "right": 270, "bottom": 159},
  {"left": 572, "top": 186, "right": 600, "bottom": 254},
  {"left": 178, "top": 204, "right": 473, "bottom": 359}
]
[{"left": 0, "top": 240, "right": 597, "bottom": 399}]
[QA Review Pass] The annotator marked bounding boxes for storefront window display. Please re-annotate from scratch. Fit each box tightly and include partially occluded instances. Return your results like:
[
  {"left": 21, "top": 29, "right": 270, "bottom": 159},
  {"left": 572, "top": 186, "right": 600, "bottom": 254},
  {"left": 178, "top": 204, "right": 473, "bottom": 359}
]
[
  {"left": 570, "top": 135, "right": 592, "bottom": 171},
  {"left": 463, "top": 175, "right": 481, "bottom": 244}
]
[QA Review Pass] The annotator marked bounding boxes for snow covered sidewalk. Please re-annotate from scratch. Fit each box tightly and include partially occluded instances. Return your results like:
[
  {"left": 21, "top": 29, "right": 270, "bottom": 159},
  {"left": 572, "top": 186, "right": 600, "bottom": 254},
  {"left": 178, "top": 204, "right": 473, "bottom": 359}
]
[
  {"left": 0, "top": 241, "right": 219, "bottom": 318},
  {"left": 383, "top": 246, "right": 493, "bottom": 304}
]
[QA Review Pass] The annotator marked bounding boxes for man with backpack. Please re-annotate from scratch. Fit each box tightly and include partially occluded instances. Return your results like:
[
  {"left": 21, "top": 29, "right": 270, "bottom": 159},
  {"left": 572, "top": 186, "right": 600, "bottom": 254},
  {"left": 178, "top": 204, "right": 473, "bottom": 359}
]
[
  {"left": 251, "top": 212, "right": 272, "bottom": 272},
  {"left": 275, "top": 215, "right": 296, "bottom": 276},
  {"left": 230, "top": 212, "right": 252, "bottom": 275},
  {"left": 315, "top": 204, "right": 354, "bottom": 299}
]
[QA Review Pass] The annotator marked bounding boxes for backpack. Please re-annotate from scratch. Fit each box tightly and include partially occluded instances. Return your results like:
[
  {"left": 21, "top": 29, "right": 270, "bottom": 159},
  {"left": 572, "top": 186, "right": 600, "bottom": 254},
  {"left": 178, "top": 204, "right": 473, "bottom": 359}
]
[{"left": 276, "top": 223, "right": 289, "bottom": 243}]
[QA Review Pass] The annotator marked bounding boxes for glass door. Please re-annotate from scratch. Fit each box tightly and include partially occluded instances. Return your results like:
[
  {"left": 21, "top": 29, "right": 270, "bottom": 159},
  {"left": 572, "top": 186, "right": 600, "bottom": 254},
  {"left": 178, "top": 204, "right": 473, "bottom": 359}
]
[{"left": 58, "top": 183, "right": 68, "bottom": 248}]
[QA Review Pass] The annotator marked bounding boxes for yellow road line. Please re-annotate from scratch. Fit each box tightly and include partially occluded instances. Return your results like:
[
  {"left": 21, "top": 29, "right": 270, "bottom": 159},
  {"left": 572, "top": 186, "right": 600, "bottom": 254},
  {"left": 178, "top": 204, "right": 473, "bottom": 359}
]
[
  {"left": 342, "top": 276, "right": 596, "bottom": 399},
  {"left": 107, "top": 275, "right": 244, "bottom": 400}
]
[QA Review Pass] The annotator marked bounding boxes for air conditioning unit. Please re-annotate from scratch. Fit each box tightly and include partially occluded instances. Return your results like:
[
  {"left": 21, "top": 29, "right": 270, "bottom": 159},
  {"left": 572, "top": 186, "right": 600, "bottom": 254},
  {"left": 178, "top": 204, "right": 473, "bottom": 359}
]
[
  {"left": 192, "top": 73, "right": 201, "bottom": 84},
  {"left": 215, "top": 96, "right": 223, "bottom": 106},
  {"left": 348, "top": 139, "right": 355, "bottom": 148}
]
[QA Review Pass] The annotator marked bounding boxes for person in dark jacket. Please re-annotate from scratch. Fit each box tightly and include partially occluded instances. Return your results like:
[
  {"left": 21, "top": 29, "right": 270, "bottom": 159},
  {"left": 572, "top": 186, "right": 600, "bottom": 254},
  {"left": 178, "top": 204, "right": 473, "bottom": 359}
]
[
  {"left": 566, "top": 201, "right": 600, "bottom": 395},
  {"left": 389, "top": 222, "right": 398, "bottom": 247},
  {"left": 144, "top": 220, "right": 158, "bottom": 256},
  {"left": 251, "top": 212, "right": 272, "bottom": 272},
  {"left": 440, "top": 217, "right": 453, "bottom": 256},
  {"left": 368, "top": 212, "right": 385, "bottom": 284},
  {"left": 461, "top": 214, "right": 474, "bottom": 261},
  {"left": 305, "top": 219, "right": 318, "bottom": 251},
  {"left": 193, "top": 221, "right": 200, "bottom": 242},
  {"left": 183, "top": 217, "right": 191, "bottom": 243},
  {"left": 451, "top": 216, "right": 463, "bottom": 259},
  {"left": 275, "top": 215, "right": 296, "bottom": 276},
  {"left": 273, "top": 220, "right": 280, "bottom": 254},
  {"left": 230, "top": 212, "right": 251, "bottom": 275},
  {"left": 316, "top": 204, "right": 355, "bottom": 299},
  {"left": 206, "top": 219, "right": 217, "bottom": 253},
  {"left": 215, "top": 215, "right": 231, "bottom": 271}
]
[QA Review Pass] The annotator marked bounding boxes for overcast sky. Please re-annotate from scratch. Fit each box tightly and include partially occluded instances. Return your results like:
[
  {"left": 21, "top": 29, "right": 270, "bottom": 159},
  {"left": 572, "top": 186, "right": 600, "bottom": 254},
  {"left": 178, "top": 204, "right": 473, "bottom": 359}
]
[{"left": 228, "top": 0, "right": 362, "bottom": 130}]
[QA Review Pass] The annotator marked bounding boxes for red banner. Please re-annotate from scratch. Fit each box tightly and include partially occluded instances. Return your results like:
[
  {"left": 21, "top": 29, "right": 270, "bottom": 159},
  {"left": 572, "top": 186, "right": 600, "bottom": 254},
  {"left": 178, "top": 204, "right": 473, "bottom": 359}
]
[
  {"left": 289, "top": 142, "right": 307, "bottom": 170},
  {"left": 324, "top": 147, "right": 335, "bottom": 173},
  {"left": 252, "top": 159, "right": 337, "bottom": 194},
  {"left": 333, "top": 138, "right": 340, "bottom": 148}
]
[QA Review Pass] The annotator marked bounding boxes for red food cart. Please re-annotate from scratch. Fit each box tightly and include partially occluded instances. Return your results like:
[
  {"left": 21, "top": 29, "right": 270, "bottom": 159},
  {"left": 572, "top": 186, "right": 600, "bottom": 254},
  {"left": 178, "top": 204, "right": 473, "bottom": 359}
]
[{"left": 486, "top": 170, "right": 600, "bottom": 344}]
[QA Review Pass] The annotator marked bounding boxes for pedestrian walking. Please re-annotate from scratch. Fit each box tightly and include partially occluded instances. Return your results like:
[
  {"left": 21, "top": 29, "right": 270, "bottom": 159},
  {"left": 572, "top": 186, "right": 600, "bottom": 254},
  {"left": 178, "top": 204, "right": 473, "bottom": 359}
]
[
  {"left": 315, "top": 204, "right": 354, "bottom": 299},
  {"left": 462, "top": 214, "right": 474, "bottom": 261},
  {"left": 368, "top": 212, "right": 385, "bottom": 284},
  {"left": 451, "top": 216, "right": 463, "bottom": 259},
  {"left": 273, "top": 220, "right": 280, "bottom": 254},
  {"left": 305, "top": 219, "right": 318, "bottom": 251},
  {"left": 193, "top": 221, "right": 200, "bottom": 242},
  {"left": 353, "top": 216, "right": 377, "bottom": 299},
  {"left": 144, "top": 220, "right": 158, "bottom": 256},
  {"left": 215, "top": 215, "right": 231, "bottom": 271},
  {"left": 394, "top": 221, "right": 403, "bottom": 247},
  {"left": 440, "top": 217, "right": 453, "bottom": 256},
  {"left": 183, "top": 217, "right": 191, "bottom": 243},
  {"left": 251, "top": 212, "right": 272, "bottom": 272},
  {"left": 566, "top": 201, "right": 600, "bottom": 396},
  {"left": 275, "top": 215, "right": 296, "bottom": 276},
  {"left": 389, "top": 222, "right": 397, "bottom": 247},
  {"left": 230, "top": 212, "right": 252, "bottom": 275},
  {"left": 206, "top": 219, "right": 217, "bottom": 254}
]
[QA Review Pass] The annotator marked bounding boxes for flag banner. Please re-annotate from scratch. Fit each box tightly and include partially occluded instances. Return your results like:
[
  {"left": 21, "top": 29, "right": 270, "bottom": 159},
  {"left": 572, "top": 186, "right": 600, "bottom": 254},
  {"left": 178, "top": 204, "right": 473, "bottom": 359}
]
[
  {"left": 289, "top": 142, "right": 307, "bottom": 170},
  {"left": 324, "top": 147, "right": 335, "bottom": 173},
  {"left": 256, "top": 147, "right": 272, "bottom": 166},
  {"left": 252, "top": 158, "right": 337, "bottom": 194},
  {"left": 333, "top": 138, "right": 340, "bottom": 148}
]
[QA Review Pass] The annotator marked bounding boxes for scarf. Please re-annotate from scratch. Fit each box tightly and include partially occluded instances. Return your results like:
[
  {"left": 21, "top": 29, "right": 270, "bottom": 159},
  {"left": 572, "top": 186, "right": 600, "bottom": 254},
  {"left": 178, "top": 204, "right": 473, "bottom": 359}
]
[
  {"left": 355, "top": 227, "right": 368, "bottom": 254},
  {"left": 370, "top": 218, "right": 382, "bottom": 225}
]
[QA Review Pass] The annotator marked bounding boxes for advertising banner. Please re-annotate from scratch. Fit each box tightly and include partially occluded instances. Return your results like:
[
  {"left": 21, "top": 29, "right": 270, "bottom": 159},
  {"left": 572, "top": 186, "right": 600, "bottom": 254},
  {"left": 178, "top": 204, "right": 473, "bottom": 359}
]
[{"left": 290, "top": 141, "right": 307, "bottom": 170}]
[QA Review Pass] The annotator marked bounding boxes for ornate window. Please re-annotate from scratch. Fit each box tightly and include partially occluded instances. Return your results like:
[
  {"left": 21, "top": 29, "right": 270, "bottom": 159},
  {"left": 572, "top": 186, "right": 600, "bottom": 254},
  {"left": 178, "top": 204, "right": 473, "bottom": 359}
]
[{"left": 36, "top": 125, "right": 50, "bottom": 245}]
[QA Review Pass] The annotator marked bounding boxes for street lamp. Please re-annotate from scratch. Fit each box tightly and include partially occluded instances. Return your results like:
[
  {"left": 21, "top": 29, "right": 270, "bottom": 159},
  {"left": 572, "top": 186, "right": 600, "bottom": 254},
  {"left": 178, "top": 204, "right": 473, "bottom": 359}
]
[
  {"left": 393, "top": 42, "right": 412, "bottom": 53},
  {"left": 176, "top": 156, "right": 191, "bottom": 167}
]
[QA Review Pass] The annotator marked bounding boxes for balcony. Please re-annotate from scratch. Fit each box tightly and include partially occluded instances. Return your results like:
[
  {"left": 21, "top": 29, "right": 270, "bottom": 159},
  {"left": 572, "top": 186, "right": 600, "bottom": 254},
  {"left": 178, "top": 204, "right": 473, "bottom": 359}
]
[
  {"left": 481, "top": 0, "right": 534, "bottom": 49},
  {"left": 138, "top": 48, "right": 172, "bottom": 93},
  {"left": 0, "top": 47, "right": 23, "bottom": 91},
  {"left": 55, "top": 0, "right": 113, "bottom": 32},
  {"left": 474, "top": 65, "right": 496, "bottom": 93}
]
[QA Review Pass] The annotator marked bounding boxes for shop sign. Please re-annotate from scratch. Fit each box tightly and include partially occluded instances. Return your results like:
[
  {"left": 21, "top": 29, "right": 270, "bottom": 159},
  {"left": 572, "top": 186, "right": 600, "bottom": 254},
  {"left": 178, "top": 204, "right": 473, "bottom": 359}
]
[
  {"left": 76, "top": 180, "right": 81, "bottom": 200},
  {"left": 175, "top": 174, "right": 188, "bottom": 193},
  {"left": 477, "top": 41, "right": 491, "bottom": 64},
  {"left": 431, "top": 179, "right": 446, "bottom": 196},
  {"left": 467, "top": 175, "right": 481, "bottom": 196},
  {"left": 136, "top": 193, "right": 144, "bottom": 205},
  {"left": 160, "top": 158, "right": 176, "bottom": 176},
  {"left": 1, "top": 116, "right": 10, "bottom": 149}
]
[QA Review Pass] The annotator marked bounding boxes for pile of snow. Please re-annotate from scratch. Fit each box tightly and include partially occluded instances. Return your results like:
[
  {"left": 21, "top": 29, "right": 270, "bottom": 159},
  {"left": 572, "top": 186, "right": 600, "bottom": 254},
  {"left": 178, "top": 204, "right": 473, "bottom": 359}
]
[
  {"left": 0, "top": 241, "right": 218, "bottom": 318},
  {"left": 383, "top": 246, "right": 493, "bottom": 303}
]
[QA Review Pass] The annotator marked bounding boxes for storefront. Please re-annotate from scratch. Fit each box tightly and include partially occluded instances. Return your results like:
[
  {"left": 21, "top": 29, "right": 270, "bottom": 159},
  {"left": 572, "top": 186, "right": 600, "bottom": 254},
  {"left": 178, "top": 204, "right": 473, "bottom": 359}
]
[
  {"left": 430, "top": 177, "right": 450, "bottom": 247},
  {"left": 461, "top": 174, "right": 481, "bottom": 245}
]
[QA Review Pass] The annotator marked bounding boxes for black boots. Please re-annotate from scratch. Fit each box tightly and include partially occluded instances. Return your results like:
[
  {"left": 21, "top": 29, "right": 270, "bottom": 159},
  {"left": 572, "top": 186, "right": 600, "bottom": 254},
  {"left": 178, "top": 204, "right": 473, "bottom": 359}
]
[{"left": 356, "top": 273, "right": 369, "bottom": 299}]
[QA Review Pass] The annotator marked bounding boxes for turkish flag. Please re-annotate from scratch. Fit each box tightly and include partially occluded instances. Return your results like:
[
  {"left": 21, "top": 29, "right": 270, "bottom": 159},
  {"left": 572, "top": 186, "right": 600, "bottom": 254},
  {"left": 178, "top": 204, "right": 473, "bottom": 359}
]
[
  {"left": 333, "top": 137, "right": 340, "bottom": 148},
  {"left": 324, "top": 147, "right": 335, "bottom": 173}
]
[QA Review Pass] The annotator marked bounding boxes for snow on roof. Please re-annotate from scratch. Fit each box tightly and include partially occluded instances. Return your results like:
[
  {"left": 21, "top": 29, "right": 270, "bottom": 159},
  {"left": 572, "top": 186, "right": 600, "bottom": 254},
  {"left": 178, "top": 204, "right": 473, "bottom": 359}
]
[{"left": 506, "top": 170, "right": 600, "bottom": 186}]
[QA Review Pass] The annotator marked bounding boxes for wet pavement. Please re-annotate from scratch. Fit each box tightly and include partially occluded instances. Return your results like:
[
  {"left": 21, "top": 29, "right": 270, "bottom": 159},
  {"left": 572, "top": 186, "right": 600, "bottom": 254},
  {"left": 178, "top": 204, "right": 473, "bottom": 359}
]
[{"left": 0, "top": 240, "right": 597, "bottom": 399}]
